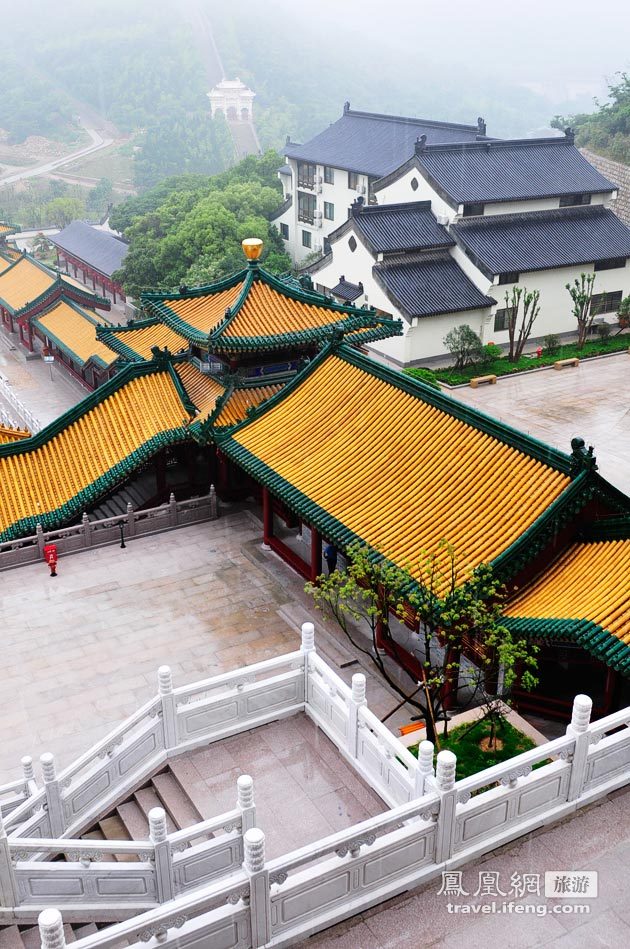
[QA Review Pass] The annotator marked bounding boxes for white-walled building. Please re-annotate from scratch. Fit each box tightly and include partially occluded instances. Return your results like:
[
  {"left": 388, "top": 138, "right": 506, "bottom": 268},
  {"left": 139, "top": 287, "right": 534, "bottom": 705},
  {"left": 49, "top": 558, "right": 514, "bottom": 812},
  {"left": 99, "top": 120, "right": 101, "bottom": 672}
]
[
  {"left": 271, "top": 102, "right": 488, "bottom": 264},
  {"left": 292, "top": 126, "right": 630, "bottom": 366}
]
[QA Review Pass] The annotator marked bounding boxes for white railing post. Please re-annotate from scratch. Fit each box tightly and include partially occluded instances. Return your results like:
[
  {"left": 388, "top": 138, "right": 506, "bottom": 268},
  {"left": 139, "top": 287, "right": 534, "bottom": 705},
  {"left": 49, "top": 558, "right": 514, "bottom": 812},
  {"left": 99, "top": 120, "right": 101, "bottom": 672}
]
[
  {"left": 434, "top": 749, "right": 457, "bottom": 863},
  {"left": 244, "top": 828, "right": 270, "bottom": 948},
  {"left": 566, "top": 693, "right": 593, "bottom": 802},
  {"left": 348, "top": 673, "right": 366, "bottom": 758},
  {"left": 237, "top": 774, "right": 256, "bottom": 833},
  {"left": 126, "top": 501, "right": 135, "bottom": 537},
  {"left": 414, "top": 739, "right": 435, "bottom": 798},
  {"left": 158, "top": 666, "right": 178, "bottom": 751},
  {"left": 168, "top": 493, "right": 177, "bottom": 527},
  {"left": 209, "top": 484, "right": 218, "bottom": 519},
  {"left": 22, "top": 755, "right": 38, "bottom": 797},
  {"left": 0, "top": 808, "right": 18, "bottom": 908},
  {"left": 36, "top": 524, "right": 45, "bottom": 557},
  {"left": 149, "top": 807, "right": 173, "bottom": 903},
  {"left": 38, "top": 907, "right": 67, "bottom": 948},
  {"left": 40, "top": 753, "right": 65, "bottom": 837},
  {"left": 81, "top": 512, "right": 92, "bottom": 548},
  {"left": 301, "top": 621, "right": 315, "bottom": 702}
]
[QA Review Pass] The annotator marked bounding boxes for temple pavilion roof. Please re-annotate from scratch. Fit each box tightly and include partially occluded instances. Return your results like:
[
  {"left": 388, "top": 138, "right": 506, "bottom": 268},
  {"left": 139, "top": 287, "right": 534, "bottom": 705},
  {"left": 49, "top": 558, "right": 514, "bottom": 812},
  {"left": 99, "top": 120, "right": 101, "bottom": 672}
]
[
  {"left": 32, "top": 297, "right": 118, "bottom": 370},
  {"left": 137, "top": 262, "right": 400, "bottom": 353},
  {"left": 0, "top": 424, "right": 30, "bottom": 444},
  {"left": 0, "top": 253, "right": 107, "bottom": 316}
]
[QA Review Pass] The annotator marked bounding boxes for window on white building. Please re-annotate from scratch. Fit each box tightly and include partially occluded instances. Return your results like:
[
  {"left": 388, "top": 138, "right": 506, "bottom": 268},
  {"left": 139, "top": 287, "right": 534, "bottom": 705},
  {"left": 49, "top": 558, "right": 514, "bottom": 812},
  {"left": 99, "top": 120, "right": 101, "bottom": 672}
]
[
  {"left": 410, "top": 178, "right": 419, "bottom": 191},
  {"left": 493, "top": 308, "right": 510, "bottom": 332},
  {"left": 559, "top": 193, "right": 591, "bottom": 207},
  {"left": 590, "top": 290, "right": 623, "bottom": 315},
  {"left": 280, "top": 223, "right": 289, "bottom": 240},
  {"left": 348, "top": 236, "right": 357, "bottom": 252},
  {"left": 302, "top": 229, "right": 312, "bottom": 249},
  {"left": 498, "top": 271, "right": 520, "bottom": 285},
  {"left": 462, "top": 202, "right": 485, "bottom": 217},
  {"left": 348, "top": 171, "right": 360, "bottom": 191},
  {"left": 298, "top": 191, "right": 316, "bottom": 224},
  {"left": 324, "top": 202, "right": 334, "bottom": 221},
  {"left": 297, "top": 162, "right": 316, "bottom": 188},
  {"left": 324, "top": 166, "right": 335, "bottom": 184},
  {"left": 594, "top": 258, "right": 626, "bottom": 272}
]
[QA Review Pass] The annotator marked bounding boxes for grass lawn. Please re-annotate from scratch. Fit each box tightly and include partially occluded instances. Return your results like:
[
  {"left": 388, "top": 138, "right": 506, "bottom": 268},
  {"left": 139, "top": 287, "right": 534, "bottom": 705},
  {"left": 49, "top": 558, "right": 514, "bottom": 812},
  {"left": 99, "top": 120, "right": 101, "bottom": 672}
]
[
  {"left": 408, "top": 717, "right": 537, "bottom": 780},
  {"left": 66, "top": 144, "right": 135, "bottom": 189},
  {"left": 408, "top": 333, "right": 630, "bottom": 386}
]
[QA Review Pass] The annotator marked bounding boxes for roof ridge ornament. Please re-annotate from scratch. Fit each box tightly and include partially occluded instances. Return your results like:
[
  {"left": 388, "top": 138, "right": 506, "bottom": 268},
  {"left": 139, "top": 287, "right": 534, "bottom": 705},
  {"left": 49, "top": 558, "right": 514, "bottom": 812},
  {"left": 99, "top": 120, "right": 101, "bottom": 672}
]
[
  {"left": 343, "top": 100, "right": 351, "bottom": 114},
  {"left": 570, "top": 436, "right": 597, "bottom": 478},
  {"left": 414, "top": 135, "right": 427, "bottom": 155},
  {"left": 565, "top": 127, "right": 575, "bottom": 144},
  {"left": 476, "top": 116, "right": 487, "bottom": 138},
  {"left": 242, "top": 238, "right": 263, "bottom": 267}
]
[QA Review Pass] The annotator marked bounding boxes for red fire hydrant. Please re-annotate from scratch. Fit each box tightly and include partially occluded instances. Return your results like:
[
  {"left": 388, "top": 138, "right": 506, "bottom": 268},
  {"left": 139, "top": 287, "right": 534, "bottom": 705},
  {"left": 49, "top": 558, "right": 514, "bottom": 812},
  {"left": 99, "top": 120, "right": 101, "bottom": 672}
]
[
  {"left": 43, "top": 543, "right": 58, "bottom": 578},
  {"left": 536, "top": 346, "right": 543, "bottom": 359}
]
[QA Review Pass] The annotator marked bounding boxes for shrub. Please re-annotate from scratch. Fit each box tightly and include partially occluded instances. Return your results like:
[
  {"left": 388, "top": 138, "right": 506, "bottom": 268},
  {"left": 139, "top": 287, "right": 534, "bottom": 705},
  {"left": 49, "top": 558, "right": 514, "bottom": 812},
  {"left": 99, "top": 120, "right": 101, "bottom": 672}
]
[
  {"left": 597, "top": 321, "right": 611, "bottom": 339},
  {"left": 404, "top": 367, "right": 441, "bottom": 390},
  {"left": 443, "top": 324, "right": 484, "bottom": 369},
  {"left": 543, "top": 333, "right": 561, "bottom": 355},
  {"left": 618, "top": 295, "right": 630, "bottom": 327},
  {"left": 481, "top": 342, "right": 503, "bottom": 363}
]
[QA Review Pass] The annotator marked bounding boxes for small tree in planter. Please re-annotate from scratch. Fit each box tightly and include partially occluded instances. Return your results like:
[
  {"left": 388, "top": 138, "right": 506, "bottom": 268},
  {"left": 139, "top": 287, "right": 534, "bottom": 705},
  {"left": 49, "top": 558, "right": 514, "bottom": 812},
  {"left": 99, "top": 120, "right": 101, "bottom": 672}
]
[
  {"left": 306, "top": 542, "right": 538, "bottom": 748},
  {"left": 566, "top": 272, "right": 596, "bottom": 347},
  {"left": 503, "top": 286, "right": 541, "bottom": 362},
  {"left": 443, "top": 324, "right": 484, "bottom": 369}
]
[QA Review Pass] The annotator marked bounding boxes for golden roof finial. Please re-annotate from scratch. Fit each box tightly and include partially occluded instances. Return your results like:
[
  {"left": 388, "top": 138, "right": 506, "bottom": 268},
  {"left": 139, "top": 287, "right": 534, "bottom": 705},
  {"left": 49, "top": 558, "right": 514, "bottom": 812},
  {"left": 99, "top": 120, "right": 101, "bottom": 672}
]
[{"left": 242, "top": 238, "right": 263, "bottom": 261}]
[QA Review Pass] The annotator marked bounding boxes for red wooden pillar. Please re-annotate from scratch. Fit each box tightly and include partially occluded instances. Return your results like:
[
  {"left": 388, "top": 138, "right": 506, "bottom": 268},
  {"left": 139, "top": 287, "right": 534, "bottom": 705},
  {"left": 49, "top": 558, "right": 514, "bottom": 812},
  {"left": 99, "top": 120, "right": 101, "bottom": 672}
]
[
  {"left": 215, "top": 449, "right": 230, "bottom": 497},
  {"left": 26, "top": 322, "right": 34, "bottom": 353},
  {"left": 310, "top": 525, "right": 322, "bottom": 581},
  {"left": 603, "top": 666, "right": 617, "bottom": 712},
  {"left": 262, "top": 487, "right": 273, "bottom": 548}
]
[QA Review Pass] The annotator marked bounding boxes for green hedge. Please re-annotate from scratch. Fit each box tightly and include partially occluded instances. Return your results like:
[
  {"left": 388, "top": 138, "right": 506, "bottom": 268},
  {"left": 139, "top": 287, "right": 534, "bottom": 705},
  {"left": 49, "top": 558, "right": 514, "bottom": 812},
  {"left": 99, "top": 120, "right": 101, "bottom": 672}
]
[
  {"left": 435, "top": 333, "right": 630, "bottom": 385},
  {"left": 409, "top": 717, "right": 536, "bottom": 779}
]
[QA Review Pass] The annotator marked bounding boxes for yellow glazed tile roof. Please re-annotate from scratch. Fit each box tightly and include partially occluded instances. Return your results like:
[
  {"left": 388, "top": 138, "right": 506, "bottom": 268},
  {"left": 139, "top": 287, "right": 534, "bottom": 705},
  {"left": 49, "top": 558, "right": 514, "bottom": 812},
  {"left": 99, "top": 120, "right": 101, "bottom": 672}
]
[
  {"left": 0, "top": 256, "right": 54, "bottom": 311},
  {"left": 163, "top": 284, "right": 243, "bottom": 334},
  {"left": 35, "top": 301, "right": 118, "bottom": 368},
  {"left": 215, "top": 384, "right": 282, "bottom": 427},
  {"left": 0, "top": 372, "right": 187, "bottom": 537},
  {"left": 175, "top": 363, "right": 225, "bottom": 422},
  {"left": 223, "top": 282, "right": 360, "bottom": 339},
  {"left": 111, "top": 322, "right": 188, "bottom": 360},
  {"left": 230, "top": 354, "right": 570, "bottom": 583},
  {"left": 0, "top": 425, "right": 30, "bottom": 444},
  {"left": 506, "top": 540, "right": 630, "bottom": 643},
  {"left": 0, "top": 255, "right": 14, "bottom": 275}
]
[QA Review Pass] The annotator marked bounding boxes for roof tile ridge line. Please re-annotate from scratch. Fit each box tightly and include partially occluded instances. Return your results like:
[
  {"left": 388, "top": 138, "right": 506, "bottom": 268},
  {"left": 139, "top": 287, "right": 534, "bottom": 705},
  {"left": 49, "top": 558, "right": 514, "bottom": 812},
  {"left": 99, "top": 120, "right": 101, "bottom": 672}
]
[
  {"left": 371, "top": 153, "right": 422, "bottom": 193},
  {"left": 209, "top": 267, "right": 256, "bottom": 339},
  {"left": 97, "top": 314, "right": 163, "bottom": 335},
  {"left": 345, "top": 108, "right": 478, "bottom": 131},
  {"left": 0, "top": 426, "right": 190, "bottom": 543},
  {"left": 214, "top": 343, "right": 336, "bottom": 442},
  {"left": 504, "top": 617, "right": 630, "bottom": 672},
  {"left": 451, "top": 204, "right": 607, "bottom": 230},
  {"left": 94, "top": 327, "right": 147, "bottom": 363},
  {"left": 339, "top": 345, "right": 571, "bottom": 472},
  {"left": 590, "top": 471, "right": 630, "bottom": 515},
  {"left": 208, "top": 313, "right": 400, "bottom": 352},
  {"left": 199, "top": 380, "right": 235, "bottom": 435},
  {"left": 421, "top": 136, "right": 573, "bottom": 153},
  {"left": 145, "top": 300, "right": 207, "bottom": 344},
  {"left": 491, "top": 473, "right": 590, "bottom": 577},
  {"left": 140, "top": 268, "right": 248, "bottom": 303},
  {"left": 14, "top": 277, "right": 109, "bottom": 319},
  {"left": 0, "top": 360, "right": 156, "bottom": 459},
  {"left": 357, "top": 200, "right": 433, "bottom": 215},
  {"left": 167, "top": 361, "right": 198, "bottom": 418}
]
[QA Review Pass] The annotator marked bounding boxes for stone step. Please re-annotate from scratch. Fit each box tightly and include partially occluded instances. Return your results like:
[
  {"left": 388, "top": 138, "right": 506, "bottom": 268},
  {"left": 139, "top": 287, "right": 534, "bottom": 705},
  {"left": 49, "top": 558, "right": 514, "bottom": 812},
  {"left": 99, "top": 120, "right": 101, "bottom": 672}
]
[
  {"left": 168, "top": 758, "right": 215, "bottom": 820},
  {"left": 151, "top": 771, "right": 203, "bottom": 830},
  {"left": 98, "top": 815, "right": 136, "bottom": 862},
  {"left": 72, "top": 923, "right": 99, "bottom": 940},
  {"left": 134, "top": 786, "right": 177, "bottom": 835},
  {"left": 117, "top": 800, "right": 150, "bottom": 841},
  {"left": 81, "top": 828, "right": 116, "bottom": 861},
  {"left": 0, "top": 926, "right": 25, "bottom": 948}
]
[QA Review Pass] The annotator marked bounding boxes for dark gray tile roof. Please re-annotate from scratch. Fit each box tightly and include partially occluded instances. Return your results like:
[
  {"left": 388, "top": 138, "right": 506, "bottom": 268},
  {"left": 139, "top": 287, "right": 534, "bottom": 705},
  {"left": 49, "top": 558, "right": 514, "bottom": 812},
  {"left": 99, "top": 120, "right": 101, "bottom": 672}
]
[
  {"left": 351, "top": 201, "right": 454, "bottom": 253},
  {"left": 416, "top": 138, "right": 616, "bottom": 204},
  {"left": 50, "top": 221, "right": 128, "bottom": 278},
  {"left": 285, "top": 108, "right": 483, "bottom": 177},
  {"left": 451, "top": 206, "right": 630, "bottom": 275},
  {"left": 277, "top": 164, "right": 291, "bottom": 176},
  {"left": 331, "top": 278, "right": 364, "bottom": 302},
  {"left": 374, "top": 253, "right": 495, "bottom": 318}
]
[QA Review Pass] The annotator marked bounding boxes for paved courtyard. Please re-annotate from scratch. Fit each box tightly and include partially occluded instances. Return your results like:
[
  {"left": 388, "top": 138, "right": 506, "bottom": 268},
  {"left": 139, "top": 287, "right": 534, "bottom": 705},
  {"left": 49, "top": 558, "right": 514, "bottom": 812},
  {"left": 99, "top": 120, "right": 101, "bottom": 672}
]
[
  {"left": 449, "top": 352, "right": 630, "bottom": 493},
  {"left": 0, "top": 511, "right": 406, "bottom": 781}
]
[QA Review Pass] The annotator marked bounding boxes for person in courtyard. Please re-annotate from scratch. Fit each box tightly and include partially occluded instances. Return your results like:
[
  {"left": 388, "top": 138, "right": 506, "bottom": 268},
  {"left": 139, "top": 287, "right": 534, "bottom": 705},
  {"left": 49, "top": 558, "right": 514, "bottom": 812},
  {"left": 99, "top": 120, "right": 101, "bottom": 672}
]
[{"left": 324, "top": 543, "right": 338, "bottom": 574}]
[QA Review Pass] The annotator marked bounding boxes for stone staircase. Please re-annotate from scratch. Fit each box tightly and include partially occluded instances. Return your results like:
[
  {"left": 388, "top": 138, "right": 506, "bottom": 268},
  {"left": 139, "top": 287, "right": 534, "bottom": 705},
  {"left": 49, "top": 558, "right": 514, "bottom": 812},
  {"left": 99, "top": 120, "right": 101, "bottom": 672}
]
[
  {"left": 90, "top": 471, "right": 157, "bottom": 521},
  {"left": 0, "top": 764, "right": 204, "bottom": 946}
]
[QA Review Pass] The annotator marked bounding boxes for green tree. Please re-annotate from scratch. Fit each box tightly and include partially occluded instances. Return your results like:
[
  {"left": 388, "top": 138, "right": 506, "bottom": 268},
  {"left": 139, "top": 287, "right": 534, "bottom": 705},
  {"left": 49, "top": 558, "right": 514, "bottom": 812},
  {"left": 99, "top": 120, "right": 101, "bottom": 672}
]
[
  {"left": 306, "top": 542, "right": 538, "bottom": 747},
  {"left": 88, "top": 178, "right": 114, "bottom": 215},
  {"left": 566, "top": 272, "right": 597, "bottom": 348},
  {"left": 503, "top": 286, "right": 541, "bottom": 362},
  {"left": 44, "top": 196, "right": 85, "bottom": 228},
  {"left": 443, "top": 324, "right": 484, "bottom": 369}
]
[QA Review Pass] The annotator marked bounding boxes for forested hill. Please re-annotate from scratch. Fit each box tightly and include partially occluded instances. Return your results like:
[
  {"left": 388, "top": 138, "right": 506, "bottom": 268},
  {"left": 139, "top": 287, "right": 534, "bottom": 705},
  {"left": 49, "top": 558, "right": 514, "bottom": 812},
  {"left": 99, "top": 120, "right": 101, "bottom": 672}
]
[
  {"left": 552, "top": 73, "right": 630, "bottom": 164},
  {"left": 110, "top": 152, "right": 291, "bottom": 299}
]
